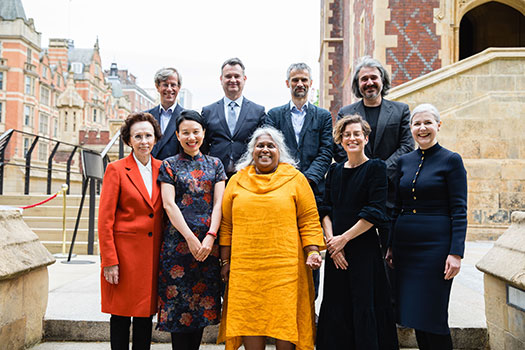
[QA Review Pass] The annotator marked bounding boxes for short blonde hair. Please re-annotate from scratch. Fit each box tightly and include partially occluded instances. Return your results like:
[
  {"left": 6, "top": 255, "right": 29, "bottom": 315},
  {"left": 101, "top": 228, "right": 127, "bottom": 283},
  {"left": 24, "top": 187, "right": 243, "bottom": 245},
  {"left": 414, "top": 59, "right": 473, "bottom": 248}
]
[{"left": 333, "top": 114, "right": 371, "bottom": 144}]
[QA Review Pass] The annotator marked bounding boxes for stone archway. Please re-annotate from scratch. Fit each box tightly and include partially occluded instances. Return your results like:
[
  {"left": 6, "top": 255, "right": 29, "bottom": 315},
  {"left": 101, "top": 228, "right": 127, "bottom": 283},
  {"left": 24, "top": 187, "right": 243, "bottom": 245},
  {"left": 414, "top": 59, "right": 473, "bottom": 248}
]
[{"left": 459, "top": 1, "right": 525, "bottom": 60}]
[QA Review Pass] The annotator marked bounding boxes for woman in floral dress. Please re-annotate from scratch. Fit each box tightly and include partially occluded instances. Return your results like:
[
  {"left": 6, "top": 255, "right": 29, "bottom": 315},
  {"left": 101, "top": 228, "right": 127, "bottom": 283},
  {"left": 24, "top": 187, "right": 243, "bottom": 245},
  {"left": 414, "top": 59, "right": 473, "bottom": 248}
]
[{"left": 157, "top": 110, "right": 227, "bottom": 350}]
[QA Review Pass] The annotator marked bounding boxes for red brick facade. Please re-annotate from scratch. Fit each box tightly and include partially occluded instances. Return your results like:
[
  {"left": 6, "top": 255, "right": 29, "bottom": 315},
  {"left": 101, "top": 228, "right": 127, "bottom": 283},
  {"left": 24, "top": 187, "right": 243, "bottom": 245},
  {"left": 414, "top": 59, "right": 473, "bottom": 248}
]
[
  {"left": 326, "top": 0, "right": 345, "bottom": 119},
  {"left": 385, "top": 0, "right": 442, "bottom": 86}
]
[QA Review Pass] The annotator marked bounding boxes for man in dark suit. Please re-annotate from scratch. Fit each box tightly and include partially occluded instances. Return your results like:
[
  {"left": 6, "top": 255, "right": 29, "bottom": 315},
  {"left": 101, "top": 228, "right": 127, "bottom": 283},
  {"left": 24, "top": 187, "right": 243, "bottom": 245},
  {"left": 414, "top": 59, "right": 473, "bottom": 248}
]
[
  {"left": 147, "top": 67, "right": 184, "bottom": 160},
  {"left": 266, "top": 63, "right": 333, "bottom": 299},
  {"left": 335, "top": 56, "right": 414, "bottom": 253},
  {"left": 201, "top": 58, "right": 266, "bottom": 177}
]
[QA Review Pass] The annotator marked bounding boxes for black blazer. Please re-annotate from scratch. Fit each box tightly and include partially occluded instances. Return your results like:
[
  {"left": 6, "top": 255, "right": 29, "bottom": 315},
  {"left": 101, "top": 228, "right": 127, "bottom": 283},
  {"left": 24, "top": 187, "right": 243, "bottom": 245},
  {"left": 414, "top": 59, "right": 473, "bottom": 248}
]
[
  {"left": 201, "top": 97, "right": 266, "bottom": 172},
  {"left": 334, "top": 99, "right": 414, "bottom": 207},
  {"left": 266, "top": 102, "right": 333, "bottom": 203},
  {"left": 147, "top": 104, "right": 184, "bottom": 160}
]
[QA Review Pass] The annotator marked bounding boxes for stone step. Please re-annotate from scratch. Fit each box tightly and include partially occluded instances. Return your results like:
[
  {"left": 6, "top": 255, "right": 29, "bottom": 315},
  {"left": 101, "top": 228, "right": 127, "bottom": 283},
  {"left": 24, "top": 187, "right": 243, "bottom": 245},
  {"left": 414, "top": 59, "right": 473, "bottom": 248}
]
[
  {"left": 42, "top": 319, "right": 487, "bottom": 349},
  {"left": 23, "top": 216, "right": 90, "bottom": 229}
]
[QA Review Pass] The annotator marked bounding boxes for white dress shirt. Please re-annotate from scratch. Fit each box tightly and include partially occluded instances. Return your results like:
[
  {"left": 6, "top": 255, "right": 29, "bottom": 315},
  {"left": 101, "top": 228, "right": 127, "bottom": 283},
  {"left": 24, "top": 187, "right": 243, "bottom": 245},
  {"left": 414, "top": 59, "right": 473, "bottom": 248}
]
[
  {"left": 159, "top": 104, "right": 177, "bottom": 133},
  {"left": 223, "top": 96, "right": 244, "bottom": 123},
  {"left": 132, "top": 152, "right": 153, "bottom": 199}
]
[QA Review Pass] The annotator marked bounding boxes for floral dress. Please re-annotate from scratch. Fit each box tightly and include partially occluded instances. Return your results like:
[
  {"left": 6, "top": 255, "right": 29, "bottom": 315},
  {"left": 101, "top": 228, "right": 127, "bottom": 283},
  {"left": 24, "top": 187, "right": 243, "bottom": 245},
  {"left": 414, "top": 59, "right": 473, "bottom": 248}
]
[{"left": 157, "top": 152, "right": 227, "bottom": 332}]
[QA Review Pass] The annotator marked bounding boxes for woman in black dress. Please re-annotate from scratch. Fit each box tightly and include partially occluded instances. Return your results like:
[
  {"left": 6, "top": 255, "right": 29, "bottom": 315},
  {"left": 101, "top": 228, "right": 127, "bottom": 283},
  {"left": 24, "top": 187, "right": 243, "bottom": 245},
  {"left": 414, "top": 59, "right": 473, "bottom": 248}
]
[
  {"left": 385, "top": 103, "right": 467, "bottom": 350},
  {"left": 317, "top": 115, "right": 398, "bottom": 350}
]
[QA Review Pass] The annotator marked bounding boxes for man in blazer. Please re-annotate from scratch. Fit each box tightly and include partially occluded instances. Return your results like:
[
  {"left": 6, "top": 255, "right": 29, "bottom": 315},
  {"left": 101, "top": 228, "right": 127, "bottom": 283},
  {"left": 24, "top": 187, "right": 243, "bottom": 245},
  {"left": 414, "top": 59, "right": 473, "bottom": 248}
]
[
  {"left": 201, "top": 58, "right": 266, "bottom": 177},
  {"left": 147, "top": 67, "right": 184, "bottom": 160},
  {"left": 266, "top": 63, "right": 333, "bottom": 299},
  {"left": 334, "top": 56, "right": 414, "bottom": 253},
  {"left": 266, "top": 62, "right": 333, "bottom": 205}
]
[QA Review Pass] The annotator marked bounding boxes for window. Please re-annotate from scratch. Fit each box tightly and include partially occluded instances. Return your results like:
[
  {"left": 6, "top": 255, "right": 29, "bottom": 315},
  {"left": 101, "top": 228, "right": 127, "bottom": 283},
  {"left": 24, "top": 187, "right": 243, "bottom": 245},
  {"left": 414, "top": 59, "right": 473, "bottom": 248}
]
[
  {"left": 24, "top": 105, "right": 33, "bottom": 126},
  {"left": 53, "top": 117, "right": 58, "bottom": 137},
  {"left": 38, "top": 141, "right": 48, "bottom": 161},
  {"left": 40, "top": 86, "right": 50, "bottom": 106},
  {"left": 25, "top": 76, "right": 34, "bottom": 95},
  {"left": 23, "top": 138, "right": 30, "bottom": 157},
  {"left": 39, "top": 113, "right": 49, "bottom": 134},
  {"left": 71, "top": 62, "right": 83, "bottom": 74},
  {"left": 93, "top": 109, "right": 97, "bottom": 123},
  {"left": 56, "top": 75, "right": 61, "bottom": 88},
  {"left": 0, "top": 102, "right": 3, "bottom": 123},
  {"left": 0, "top": 71, "right": 3, "bottom": 90},
  {"left": 26, "top": 47, "right": 32, "bottom": 64},
  {"left": 64, "top": 111, "right": 68, "bottom": 131}
]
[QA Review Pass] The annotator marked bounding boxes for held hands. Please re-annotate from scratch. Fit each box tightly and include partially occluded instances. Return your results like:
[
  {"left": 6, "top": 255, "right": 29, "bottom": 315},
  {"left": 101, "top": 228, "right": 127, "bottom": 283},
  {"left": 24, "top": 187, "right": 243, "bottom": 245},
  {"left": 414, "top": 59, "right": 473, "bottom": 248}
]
[
  {"left": 103, "top": 265, "right": 119, "bottom": 285},
  {"left": 306, "top": 251, "right": 322, "bottom": 270},
  {"left": 187, "top": 232, "right": 216, "bottom": 262},
  {"left": 444, "top": 254, "right": 461, "bottom": 280},
  {"left": 196, "top": 234, "right": 215, "bottom": 262},
  {"left": 326, "top": 234, "right": 349, "bottom": 257}
]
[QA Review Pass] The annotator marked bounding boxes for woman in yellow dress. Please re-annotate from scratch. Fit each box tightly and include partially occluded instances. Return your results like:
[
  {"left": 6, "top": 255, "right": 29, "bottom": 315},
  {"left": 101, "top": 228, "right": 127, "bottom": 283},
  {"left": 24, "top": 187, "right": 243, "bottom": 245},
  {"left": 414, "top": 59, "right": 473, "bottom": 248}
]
[{"left": 218, "top": 126, "right": 325, "bottom": 350}]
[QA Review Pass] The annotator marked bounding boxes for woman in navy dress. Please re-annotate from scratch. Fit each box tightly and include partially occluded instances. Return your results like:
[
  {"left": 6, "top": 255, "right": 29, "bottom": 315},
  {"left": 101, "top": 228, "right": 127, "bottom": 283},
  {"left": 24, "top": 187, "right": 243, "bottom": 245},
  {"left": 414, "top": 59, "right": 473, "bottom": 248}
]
[
  {"left": 385, "top": 103, "right": 467, "bottom": 350},
  {"left": 317, "top": 115, "right": 398, "bottom": 350},
  {"left": 157, "top": 110, "right": 227, "bottom": 350}
]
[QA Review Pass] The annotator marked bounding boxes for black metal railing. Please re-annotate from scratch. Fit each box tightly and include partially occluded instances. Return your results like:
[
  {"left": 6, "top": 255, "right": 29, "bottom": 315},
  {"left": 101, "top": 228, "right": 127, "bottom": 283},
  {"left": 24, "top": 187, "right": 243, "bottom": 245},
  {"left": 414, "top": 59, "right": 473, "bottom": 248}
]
[{"left": 0, "top": 129, "right": 89, "bottom": 195}]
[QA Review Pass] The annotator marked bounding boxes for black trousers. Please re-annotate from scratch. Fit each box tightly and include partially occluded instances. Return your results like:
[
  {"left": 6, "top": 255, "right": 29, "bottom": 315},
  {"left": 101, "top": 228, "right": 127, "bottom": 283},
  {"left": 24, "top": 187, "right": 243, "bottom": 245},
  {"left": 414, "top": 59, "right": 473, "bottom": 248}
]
[
  {"left": 110, "top": 314, "right": 152, "bottom": 350},
  {"left": 415, "top": 329, "right": 453, "bottom": 350},
  {"left": 170, "top": 328, "right": 204, "bottom": 350}
]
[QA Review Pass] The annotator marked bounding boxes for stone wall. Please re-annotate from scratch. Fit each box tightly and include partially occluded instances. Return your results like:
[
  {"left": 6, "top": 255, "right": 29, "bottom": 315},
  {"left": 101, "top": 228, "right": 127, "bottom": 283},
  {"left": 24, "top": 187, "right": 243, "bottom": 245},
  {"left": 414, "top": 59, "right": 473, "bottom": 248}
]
[
  {"left": 389, "top": 48, "right": 525, "bottom": 240},
  {"left": 0, "top": 208, "right": 55, "bottom": 349},
  {"left": 477, "top": 211, "right": 525, "bottom": 349}
]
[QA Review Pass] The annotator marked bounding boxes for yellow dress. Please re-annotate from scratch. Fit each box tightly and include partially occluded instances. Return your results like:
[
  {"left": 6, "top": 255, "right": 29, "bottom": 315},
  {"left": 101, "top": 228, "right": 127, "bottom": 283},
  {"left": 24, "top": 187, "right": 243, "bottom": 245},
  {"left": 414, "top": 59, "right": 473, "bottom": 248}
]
[{"left": 218, "top": 163, "right": 325, "bottom": 350}]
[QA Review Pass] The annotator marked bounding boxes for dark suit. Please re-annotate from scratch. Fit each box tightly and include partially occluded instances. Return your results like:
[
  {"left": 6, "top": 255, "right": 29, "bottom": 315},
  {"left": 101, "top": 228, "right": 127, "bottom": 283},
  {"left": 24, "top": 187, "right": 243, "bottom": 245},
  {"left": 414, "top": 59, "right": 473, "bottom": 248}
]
[
  {"left": 147, "top": 104, "right": 183, "bottom": 160},
  {"left": 266, "top": 102, "right": 333, "bottom": 204},
  {"left": 201, "top": 97, "right": 266, "bottom": 174},
  {"left": 334, "top": 99, "right": 413, "bottom": 208}
]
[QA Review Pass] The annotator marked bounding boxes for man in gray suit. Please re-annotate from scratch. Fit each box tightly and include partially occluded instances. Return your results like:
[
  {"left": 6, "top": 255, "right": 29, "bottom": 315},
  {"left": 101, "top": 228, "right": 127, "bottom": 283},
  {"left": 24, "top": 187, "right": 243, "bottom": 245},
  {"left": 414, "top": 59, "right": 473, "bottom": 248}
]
[
  {"left": 201, "top": 58, "right": 266, "bottom": 177},
  {"left": 334, "top": 56, "right": 414, "bottom": 253},
  {"left": 147, "top": 67, "right": 184, "bottom": 160}
]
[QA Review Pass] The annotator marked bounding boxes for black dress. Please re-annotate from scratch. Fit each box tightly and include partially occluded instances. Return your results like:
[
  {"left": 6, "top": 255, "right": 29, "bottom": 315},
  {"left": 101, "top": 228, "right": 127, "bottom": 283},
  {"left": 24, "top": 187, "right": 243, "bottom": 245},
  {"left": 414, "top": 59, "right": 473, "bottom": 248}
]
[
  {"left": 317, "top": 159, "right": 399, "bottom": 350},
  {"left": 391, "top": 143, "right": 467, "bottom": 335}
]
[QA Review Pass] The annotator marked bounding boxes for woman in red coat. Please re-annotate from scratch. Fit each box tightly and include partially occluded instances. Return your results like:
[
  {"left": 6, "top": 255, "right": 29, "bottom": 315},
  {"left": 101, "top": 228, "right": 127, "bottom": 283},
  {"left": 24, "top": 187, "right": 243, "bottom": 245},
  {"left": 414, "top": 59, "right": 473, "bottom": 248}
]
[{"left": 98, "top": 112, "right": 164, "bottom": 350}]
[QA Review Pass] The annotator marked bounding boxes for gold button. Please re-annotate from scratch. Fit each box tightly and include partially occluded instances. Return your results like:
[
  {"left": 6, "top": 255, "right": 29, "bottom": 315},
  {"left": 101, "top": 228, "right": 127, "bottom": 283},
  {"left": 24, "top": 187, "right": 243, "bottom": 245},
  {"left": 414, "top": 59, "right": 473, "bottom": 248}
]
[
  {"left": 412, "top": 188, "right": 415, "bottom": 192},
  {"left": 413, "top": 209, "right": 417, "bottom": 213},
  {"left": 418, "top": 164, "right": 422, "bottom": 167},
  {"left": 413, "top": 196, "right": 417, "bottom": 200},
  {"left": 413, "top": 180, "right": 416, "bottom": 183},
  {"left": 422, "top": 156, "right": 425, "bottom": 160}
]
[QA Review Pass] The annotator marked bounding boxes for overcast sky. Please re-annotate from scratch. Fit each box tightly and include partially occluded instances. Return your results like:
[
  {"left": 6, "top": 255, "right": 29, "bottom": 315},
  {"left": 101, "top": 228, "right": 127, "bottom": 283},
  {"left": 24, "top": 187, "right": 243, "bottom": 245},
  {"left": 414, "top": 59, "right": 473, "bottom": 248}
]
[{"left": 23, "top": 0, "right": 321, "bottom": 111}]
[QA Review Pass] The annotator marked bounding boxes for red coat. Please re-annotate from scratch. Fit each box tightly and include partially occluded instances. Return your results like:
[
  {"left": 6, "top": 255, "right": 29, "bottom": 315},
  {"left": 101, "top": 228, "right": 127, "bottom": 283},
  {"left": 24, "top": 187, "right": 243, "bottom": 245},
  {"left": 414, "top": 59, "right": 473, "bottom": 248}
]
[{"left": 98, "top": 154, "right": 163, "bottom": 317}]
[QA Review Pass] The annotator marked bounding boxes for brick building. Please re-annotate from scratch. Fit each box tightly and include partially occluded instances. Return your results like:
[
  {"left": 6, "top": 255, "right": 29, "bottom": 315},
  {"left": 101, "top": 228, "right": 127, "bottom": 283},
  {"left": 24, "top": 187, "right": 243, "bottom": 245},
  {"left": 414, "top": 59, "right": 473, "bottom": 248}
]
[{"left": 319, "top": 0, "right": 525, "bottom": 116}]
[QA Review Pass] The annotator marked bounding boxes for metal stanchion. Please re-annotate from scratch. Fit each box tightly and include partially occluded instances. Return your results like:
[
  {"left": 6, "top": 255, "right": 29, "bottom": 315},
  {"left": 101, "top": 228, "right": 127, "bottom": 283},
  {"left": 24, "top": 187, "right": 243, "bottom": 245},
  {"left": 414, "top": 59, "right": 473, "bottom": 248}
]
[{"left": 54, "top": 184, "right": 77, "bottom": 259}]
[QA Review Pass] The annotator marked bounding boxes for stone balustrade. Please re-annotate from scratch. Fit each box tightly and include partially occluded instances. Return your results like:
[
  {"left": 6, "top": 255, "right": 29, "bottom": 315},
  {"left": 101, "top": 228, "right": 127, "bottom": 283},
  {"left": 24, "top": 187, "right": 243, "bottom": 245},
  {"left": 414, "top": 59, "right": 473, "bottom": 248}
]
[{"left": 0, "top": 208, "right": 55, "bottom": 349}]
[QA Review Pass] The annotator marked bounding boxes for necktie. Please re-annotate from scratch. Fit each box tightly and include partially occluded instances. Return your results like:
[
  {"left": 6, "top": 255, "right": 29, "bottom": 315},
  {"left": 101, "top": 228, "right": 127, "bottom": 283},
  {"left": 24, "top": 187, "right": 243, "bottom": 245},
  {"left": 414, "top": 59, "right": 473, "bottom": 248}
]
[{"left": 227, "top": 101, "right": 237, "bottom": 135}]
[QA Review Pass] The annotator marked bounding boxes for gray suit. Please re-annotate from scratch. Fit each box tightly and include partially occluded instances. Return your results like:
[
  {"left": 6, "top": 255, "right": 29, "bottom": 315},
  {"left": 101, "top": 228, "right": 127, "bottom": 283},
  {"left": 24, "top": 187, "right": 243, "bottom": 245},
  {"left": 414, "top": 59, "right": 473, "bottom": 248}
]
[{"left": 201, "top": 97, "right": 265, "bottom": 174}]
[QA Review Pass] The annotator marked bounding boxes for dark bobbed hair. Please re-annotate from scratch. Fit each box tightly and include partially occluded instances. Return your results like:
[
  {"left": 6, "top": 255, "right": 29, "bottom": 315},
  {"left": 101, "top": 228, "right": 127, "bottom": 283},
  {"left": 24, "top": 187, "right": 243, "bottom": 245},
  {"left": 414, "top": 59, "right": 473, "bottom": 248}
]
[
  {"left": 176, "top": 110, "right": 207, "bottom": 132},
  {"left": 121, "top": 112, "right": 162, "bottom": 147},
  {"left": 221, "top": 57, "right": 245, "bottom": 75},
  {"left": 351, "top": 56, "right": 391, "bottom": 98},
  {"left": 333, "top": 114, "right": 372, "bottom": 144}
]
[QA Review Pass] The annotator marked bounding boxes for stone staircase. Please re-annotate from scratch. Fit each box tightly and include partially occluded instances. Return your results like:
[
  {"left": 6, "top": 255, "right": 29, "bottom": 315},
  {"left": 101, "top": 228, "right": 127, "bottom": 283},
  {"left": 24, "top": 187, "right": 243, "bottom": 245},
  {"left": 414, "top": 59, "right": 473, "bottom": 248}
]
[{"left": 0, "top": 194, "right": 99, "bottom": 255}]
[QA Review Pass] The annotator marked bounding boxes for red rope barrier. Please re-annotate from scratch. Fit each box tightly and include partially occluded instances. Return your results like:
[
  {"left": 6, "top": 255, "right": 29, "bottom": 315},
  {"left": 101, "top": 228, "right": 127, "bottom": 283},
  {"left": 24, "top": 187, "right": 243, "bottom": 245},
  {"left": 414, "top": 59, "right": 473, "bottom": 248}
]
[{"left": 19, "top": 193, "right": 59, "bottom": 209}]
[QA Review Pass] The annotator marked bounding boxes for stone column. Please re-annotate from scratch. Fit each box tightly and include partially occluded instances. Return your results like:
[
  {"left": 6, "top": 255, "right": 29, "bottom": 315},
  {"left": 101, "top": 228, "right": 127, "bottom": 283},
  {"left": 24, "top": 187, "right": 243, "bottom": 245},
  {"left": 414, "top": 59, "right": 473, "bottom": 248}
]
[
  {"left": 0, "top": 208, "right": 55, "bottom": 349},
  {"left": 477, "top": 211, "right": 525, "bottom": 349}
]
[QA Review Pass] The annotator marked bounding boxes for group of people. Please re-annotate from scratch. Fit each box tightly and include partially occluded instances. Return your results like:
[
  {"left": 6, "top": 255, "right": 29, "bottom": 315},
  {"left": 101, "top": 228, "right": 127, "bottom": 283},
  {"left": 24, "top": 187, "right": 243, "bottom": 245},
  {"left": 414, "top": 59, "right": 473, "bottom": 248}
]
[{"left": 97, "top": 56, "right": 468, "bottom": 350}]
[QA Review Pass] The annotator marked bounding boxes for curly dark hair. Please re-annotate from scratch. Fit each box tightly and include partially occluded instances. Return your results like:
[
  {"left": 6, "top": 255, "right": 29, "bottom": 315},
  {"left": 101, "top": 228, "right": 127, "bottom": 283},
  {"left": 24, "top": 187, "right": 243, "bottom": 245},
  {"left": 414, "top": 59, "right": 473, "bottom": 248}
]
[{"left": 120, "top": 112, "right": 162, "bottom": 147}]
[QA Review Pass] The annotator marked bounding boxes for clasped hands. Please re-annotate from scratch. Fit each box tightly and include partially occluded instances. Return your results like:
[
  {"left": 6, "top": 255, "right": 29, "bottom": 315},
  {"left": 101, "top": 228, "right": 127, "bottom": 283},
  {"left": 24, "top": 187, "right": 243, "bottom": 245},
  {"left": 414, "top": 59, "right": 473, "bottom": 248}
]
[
  {"left": 187, "top": 233, "right": 215, "bottom": 262},
  {"left": 326, "top": 234, "right": 349, "bottom": 270}
]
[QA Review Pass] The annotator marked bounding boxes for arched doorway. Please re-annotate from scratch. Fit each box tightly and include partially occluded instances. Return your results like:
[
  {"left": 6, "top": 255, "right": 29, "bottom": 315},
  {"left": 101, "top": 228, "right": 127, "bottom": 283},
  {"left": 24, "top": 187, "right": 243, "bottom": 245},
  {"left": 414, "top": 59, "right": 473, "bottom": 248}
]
[{"left": 459, "top": 1, "right": 525, "bottom": 60}]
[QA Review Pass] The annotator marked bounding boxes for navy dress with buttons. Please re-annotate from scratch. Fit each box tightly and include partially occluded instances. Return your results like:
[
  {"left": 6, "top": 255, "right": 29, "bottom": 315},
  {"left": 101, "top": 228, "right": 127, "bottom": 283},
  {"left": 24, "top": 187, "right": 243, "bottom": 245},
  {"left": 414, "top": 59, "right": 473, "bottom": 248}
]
[{"left": 391, "top": 143, "right": 467, "bottom": 334}]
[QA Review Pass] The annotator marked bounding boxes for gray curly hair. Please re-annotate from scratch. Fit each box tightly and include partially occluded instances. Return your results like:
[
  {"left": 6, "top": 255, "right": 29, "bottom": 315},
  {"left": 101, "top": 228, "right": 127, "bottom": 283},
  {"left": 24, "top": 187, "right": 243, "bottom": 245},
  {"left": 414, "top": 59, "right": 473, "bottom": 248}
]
[{"left": 235, "top": 126, "right": 298, "bottom": 172}]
